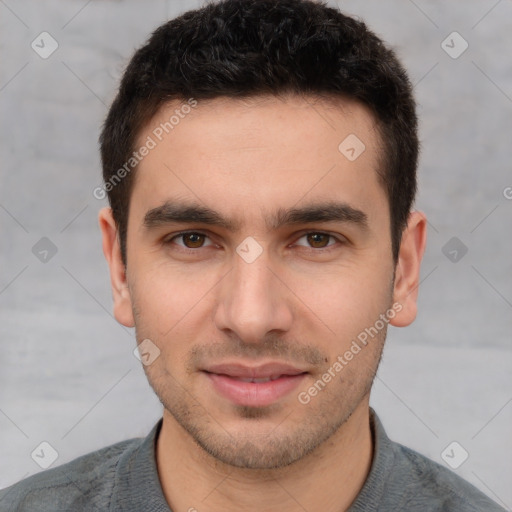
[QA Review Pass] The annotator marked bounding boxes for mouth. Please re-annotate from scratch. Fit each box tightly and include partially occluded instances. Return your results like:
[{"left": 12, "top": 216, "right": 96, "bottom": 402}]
[
  {"left": 202, "top": 362, "right": 309, "bottom": 407},
  {"left": 228, "top": 375, "right": 285, "bottom": 383}
]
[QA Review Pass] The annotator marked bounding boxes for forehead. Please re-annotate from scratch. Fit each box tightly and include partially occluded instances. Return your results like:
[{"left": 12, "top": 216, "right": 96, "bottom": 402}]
[
  {"left": 129, "top": 94, "right": 387, "bottom": 229},
  {"left": 137, "top": 93, "right": 382, "bottom": 152}
]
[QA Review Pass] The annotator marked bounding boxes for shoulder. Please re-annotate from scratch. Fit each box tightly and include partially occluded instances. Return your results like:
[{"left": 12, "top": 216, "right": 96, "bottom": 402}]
[
  {"left": 0, "top": 436, "right": 143, "bottom": 512},
  {"left": 359, "top": 410, "right": 507, "bottom": 512},
  {"left": 391, "top": 441, "right": 506, "bottom": 511}
]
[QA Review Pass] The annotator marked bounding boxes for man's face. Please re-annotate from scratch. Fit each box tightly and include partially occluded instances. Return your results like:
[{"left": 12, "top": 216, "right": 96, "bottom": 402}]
[{"left": 105, "top": 95, "right": 410, "bottom": 469}]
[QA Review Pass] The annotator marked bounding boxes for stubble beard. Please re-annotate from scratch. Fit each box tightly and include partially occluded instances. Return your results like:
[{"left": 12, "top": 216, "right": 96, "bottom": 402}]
[{"left": 139, "top": 329, "right": 386, "bottom": 470}]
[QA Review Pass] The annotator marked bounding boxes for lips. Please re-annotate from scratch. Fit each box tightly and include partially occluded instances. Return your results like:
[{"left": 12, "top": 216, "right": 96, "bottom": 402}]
[
  {"left": 204, "top": 362, "right": 306, "bottom": 378},
  {"left": 202, "top": 362, "right": 308, "bottom": 407},
  {"left": 236, "top": 375, "right": 282, "bottom": 383}
]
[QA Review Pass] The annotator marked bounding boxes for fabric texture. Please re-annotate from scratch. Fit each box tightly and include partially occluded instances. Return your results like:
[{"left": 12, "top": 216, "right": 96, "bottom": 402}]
[{"left": 0, "top": 409, "right": 506, "bottom": 511}]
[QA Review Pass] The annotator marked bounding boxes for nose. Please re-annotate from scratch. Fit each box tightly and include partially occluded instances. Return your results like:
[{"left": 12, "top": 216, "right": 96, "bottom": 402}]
[{"left": 213, "top": 246, "right": 293, "bottom": 344}]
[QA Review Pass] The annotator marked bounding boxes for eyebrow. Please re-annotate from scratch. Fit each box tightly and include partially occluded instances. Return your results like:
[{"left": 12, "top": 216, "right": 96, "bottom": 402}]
[{"left": 142, "top": 200, "right": 369, "bottom": 232}]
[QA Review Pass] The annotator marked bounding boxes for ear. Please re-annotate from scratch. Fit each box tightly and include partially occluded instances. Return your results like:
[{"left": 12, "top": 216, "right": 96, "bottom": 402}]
[
  {"left": 389, "top": 210, "right": 427, "bottom": 327},
  {"left": 98, "top": 207, "right": 135, "bottom": 328}
]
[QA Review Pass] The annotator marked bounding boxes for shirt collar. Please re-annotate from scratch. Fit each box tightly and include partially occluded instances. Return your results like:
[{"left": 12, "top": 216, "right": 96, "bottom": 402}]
[
  {"left": 111, "top": 418, "right": 171, "bottom": 511},
  {"left": 347, "top": 408, "right": 396, "bottom": 511}
]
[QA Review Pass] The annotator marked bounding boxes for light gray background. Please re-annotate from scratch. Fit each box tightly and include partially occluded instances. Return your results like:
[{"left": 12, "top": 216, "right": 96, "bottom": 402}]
[{"left": 1, "top": 0, "right": 511, "bottom": 509}]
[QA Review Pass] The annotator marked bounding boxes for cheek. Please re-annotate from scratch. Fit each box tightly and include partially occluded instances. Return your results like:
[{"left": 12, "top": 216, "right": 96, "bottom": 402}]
[
  {"left": 131, "top": 263, "right": 221, "bottom": 341},
  {"left": 132, "top": 282, "right": 200, "bottom": 382},
  {"left": 293, "top": 264, "right": 392, "bottom": 340}
]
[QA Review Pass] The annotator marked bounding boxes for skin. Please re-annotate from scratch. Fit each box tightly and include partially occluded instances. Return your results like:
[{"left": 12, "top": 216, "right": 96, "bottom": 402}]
[{"left": 99, "top": 94, "right": 426, "bottom": 512}]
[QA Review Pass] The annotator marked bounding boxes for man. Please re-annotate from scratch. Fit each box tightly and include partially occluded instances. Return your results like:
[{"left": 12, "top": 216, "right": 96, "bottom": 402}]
[{"left": 0, "top": 0, "right": 505, "bottom": 510}]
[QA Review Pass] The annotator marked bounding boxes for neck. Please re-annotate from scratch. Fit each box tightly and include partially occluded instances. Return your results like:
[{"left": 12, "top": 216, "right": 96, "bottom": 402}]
[{"left": 156, "top": 399, "right": 373, "bottom": 512}]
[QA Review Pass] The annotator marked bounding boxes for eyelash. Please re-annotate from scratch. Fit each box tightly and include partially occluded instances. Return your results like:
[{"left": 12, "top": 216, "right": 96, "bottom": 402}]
[{"left": 163, "top": 230, "right": 344, "bottom": 254}]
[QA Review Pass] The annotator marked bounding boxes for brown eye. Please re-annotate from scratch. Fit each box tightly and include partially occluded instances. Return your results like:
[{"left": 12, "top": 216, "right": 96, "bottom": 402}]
[
  {"left": 296, "top": 231, "right": 343, "bottom": 253},
  {"left": 306, "top": 233, "right": 332, "bottom": 248},
  {"left": 181, "top": 232, "right": 206, "bottom": 248},
  {"left": 165, "top": 231, "right": 214, "bottom": 250}
]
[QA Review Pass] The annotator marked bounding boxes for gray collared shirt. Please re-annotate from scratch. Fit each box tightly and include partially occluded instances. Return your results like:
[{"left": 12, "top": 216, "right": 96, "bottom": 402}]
[{"left": 0, "top": 409, "right": 506, "bottom": 511}]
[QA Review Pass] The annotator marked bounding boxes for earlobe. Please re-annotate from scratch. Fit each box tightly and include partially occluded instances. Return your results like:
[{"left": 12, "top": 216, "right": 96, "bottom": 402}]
[
  {"left": 98, "top": 207, "right": 135, "bottom": 328},
  {"left": 390, "top": 210, "right": 427, "bottom": 328}
]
